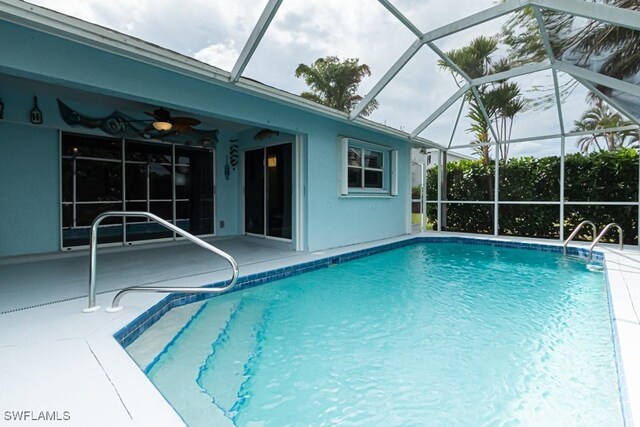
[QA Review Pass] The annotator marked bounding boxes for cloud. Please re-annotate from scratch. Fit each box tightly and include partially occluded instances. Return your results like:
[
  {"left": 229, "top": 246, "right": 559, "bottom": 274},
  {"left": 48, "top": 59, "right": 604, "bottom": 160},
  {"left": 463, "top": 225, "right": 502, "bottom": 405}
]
[
  {"left": 194, "top": 42, "right": 239, "bottom": 71},
  {"left": 24, "top": 0, "right": 595, "bottom": 152}
]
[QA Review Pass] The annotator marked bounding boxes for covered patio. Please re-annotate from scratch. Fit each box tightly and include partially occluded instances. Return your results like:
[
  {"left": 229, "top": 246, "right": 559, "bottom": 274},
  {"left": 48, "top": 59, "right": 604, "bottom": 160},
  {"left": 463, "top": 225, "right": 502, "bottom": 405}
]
[{"left": 0, "top": 236, "right": 294, "bottom": 314}]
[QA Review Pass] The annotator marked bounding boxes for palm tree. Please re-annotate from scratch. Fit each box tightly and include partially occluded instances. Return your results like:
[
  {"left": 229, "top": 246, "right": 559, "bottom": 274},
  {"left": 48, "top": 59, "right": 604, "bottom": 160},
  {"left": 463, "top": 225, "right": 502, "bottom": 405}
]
[
  {"left": 573, "top": 98, "right": 638, "bottom": 153},
  {"left": 439, "top": 36, "right": 525, "bottom": 163},
  {"left": 489, "top": 82, "right": 526, "bottom": 160},
  {"left": 294, "top": 56, "right": 379, "bottom": 116}
]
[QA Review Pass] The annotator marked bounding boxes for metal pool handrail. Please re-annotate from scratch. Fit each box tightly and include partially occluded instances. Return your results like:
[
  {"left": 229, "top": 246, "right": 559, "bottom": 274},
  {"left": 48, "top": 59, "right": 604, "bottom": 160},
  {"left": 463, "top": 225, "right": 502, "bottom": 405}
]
[
  {"left": 588, "top": 223, "right": 623, "bottom": 262},
  {"left": 83, "top": 211, "right": 239, "bottom": 313},
  {"left": 563, "top": 220, "right": 597, "bottom": 255}
]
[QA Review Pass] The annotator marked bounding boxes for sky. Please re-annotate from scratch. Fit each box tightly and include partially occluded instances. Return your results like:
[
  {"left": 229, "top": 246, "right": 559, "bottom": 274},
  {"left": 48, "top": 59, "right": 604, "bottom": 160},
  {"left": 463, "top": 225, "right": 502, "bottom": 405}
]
[{"left": 26, "top": 0, "right": 616, "bottom": 159}]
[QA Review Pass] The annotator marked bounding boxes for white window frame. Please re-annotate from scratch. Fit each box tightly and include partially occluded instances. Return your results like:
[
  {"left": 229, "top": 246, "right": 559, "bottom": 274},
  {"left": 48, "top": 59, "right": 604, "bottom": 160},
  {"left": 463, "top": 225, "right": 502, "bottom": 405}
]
[{"left": 339, "top": 137, "right": 398, "bottom": 197}]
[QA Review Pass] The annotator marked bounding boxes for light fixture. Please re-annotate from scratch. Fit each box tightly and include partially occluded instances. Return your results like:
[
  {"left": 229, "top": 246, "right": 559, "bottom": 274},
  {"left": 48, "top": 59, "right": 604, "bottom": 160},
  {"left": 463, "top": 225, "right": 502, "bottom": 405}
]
[
  {"left": 152, "top": 121, "right": 172, "bottom": 131},
  {"left": 267, "top": 156, "right": 277, "bottom": 168}
]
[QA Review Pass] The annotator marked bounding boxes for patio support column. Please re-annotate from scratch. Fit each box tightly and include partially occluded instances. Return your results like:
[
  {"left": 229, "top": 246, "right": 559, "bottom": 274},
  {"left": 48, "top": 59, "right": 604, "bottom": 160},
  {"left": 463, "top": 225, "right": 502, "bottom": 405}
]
[
  {"left": 494, "top": 144, "right": 499, "bottom": 236},
  {"left": 172, "top": 143, "right": 176, "bottom": 241},
  {"left": 122, "top": 138, "right": 127, "bottom": 243},
  {"left": 560, "top": 135, "right": 565, "bottom": 242},
  {"left": 437, "top": 149, "right": 445, "bottom": 231}
]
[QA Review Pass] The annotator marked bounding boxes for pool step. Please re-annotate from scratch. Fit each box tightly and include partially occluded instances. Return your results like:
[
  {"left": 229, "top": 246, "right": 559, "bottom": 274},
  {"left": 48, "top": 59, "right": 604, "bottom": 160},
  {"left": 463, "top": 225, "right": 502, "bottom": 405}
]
[
  {"left": 197, "top": 299, "right": 268, "bottom": 417},
  {"left": 125, "top": 301, "right": 207, "bottom": 371},
  {"left": 144, "top": 296, "right": 241, "bottom": 427}
]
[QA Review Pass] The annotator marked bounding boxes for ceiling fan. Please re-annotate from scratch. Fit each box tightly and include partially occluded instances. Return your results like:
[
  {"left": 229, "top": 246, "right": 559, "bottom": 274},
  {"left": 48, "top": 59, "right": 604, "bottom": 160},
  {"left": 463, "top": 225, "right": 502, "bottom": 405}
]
[{"left": 144, "top": 107, "right": 201, "bottom": 133}]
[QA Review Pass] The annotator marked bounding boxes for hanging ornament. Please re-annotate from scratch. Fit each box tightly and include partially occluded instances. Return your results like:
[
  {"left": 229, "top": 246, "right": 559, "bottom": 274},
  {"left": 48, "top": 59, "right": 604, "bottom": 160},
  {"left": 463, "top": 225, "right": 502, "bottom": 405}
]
[
  {"left": 224, "top": 155, "right": 230, "bottom": 181},
  {"left": 229, "top": 139, "right": 239, "bottom": 170},
  {"left": 30, "top": 96, "right": 43, "bottom": 125}
]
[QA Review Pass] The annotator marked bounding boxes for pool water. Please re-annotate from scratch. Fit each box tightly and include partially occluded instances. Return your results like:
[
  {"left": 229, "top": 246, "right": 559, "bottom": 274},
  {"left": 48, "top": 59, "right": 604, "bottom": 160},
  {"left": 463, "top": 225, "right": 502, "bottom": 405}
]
[{"left": 131, "top": 243, "right": 623, "bottom": 426}]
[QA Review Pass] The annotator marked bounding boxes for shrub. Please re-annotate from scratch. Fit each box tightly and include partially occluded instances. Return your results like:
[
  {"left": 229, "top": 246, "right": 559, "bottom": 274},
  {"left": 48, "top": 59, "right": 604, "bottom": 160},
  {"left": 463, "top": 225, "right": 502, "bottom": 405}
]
[{"left": 426, "top": 148, "right": 638, "bottom": 244}]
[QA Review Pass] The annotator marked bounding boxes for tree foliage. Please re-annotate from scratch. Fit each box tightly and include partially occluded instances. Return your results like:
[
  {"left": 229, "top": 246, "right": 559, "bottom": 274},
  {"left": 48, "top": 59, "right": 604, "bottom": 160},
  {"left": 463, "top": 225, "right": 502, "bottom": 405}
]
[
  {"left": 439, "top": 36, "right": 526, "bottom": 163},
  {"left": 295, "top": 56, "right": 379, "bottom": 116},
  {"left": 502, "top": 0, "right": 640, "bottom": 96}
]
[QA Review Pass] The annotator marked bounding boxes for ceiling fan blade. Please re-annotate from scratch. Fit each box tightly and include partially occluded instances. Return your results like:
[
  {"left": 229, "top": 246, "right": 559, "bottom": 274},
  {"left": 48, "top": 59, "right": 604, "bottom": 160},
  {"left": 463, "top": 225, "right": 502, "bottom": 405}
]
[
  {"left": 172, "top": 116, "right": 201, "bottom": 126},
  {"left": 143, "top": 124, "right": 155, "bottom": 133},
  {"left": 144, "top": 111, "right": 158, "bottom": 119},
  {"left": 171, "top": 123, "right": 194, "bottom": 133}
]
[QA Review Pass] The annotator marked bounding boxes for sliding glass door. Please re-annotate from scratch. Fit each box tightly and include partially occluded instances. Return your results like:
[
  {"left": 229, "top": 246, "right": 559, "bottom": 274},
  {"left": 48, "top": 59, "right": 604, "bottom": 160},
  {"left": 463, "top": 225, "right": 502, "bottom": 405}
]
[
  {"left": 244, "top": 143, "right": 292, "bottom": 239},
  {"left": 61, "top": 134, "right": 124, "bottom": 247},
  {"left": 61, "top": 132, "right": 214, "bottom": 248},
  {"left": 124, "top": 141, "right": 174, "bottom": 242}
]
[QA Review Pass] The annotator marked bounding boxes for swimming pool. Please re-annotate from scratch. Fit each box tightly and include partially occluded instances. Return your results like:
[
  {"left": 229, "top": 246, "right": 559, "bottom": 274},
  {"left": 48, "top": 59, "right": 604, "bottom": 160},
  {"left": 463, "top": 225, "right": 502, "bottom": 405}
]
[{"left": 124, "top": 242, "right": 624, "bottom": 426}]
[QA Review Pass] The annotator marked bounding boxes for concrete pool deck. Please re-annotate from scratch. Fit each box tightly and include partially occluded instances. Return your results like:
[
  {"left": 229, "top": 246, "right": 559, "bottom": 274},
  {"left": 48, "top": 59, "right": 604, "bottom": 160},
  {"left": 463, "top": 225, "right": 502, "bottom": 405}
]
[{"left": 0, "top": 233, "right": 638, "bottom": 426}]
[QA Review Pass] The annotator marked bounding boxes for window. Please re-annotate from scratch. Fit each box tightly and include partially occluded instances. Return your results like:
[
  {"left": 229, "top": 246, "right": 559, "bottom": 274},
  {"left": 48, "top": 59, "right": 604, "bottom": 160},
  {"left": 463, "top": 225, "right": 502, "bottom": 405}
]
[
  {"left": 339, "top": 137, "right": 397, "bottom": 196},
  {"left": 347, "top": 146, "right": 384, "bottom": 189}
]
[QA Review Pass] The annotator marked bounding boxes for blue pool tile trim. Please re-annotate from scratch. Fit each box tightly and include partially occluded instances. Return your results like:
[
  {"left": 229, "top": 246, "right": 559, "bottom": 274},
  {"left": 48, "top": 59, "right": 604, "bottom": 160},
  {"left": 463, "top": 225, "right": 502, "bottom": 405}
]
[{"left": 113, "top": 236, "right": 605, "bottom": 348}]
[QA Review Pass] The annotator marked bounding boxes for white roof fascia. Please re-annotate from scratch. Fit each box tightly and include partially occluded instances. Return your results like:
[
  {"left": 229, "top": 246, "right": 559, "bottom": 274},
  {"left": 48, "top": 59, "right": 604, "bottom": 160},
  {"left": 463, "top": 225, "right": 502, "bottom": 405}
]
[
  {"left": 0, "top": 0, "right": 229, "bottom": 81},
  {"left": 0, "top": 0, "right": 443, "bottom": 149},
  {"left": 555, "top": 61, "right": 640, "bottom": 99},
  {"left": 530, "top": 0, "right": 640, "bottom": 31},
  {"left": 410, "top": 83, "right": 470, "bottom": 138},
  {"left": 229, "top": 0, "right": 283, "bottom": 83}
]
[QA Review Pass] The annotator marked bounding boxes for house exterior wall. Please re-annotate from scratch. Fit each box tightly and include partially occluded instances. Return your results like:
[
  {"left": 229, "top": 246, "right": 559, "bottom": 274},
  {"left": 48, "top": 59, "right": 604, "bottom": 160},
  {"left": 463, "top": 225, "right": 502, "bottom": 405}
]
[
  {"left": 0, "top": 19, "right": 412, "bottom": 257},
  {"left": 0, "top": 123, "right": 60, "bottom": 256}
]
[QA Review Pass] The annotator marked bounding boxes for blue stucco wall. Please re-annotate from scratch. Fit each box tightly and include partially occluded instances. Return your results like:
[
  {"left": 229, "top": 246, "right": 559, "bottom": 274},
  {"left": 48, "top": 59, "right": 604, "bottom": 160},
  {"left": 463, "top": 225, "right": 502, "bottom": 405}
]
[
  {"left": 0, "top": 122, "right": 60, "bottom": 256},
  {"left": 0, "top": 19, "right": 411, "bottom": 256},
  {"left": 303, "top": 120, "right": 409, "bottom": 251}
]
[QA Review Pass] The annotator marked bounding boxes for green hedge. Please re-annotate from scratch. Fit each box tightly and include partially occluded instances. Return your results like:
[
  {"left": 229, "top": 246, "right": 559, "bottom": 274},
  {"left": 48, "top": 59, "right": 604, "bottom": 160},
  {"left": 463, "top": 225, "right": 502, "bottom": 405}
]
[{"left": 425, "top": 148, "right": 639, "bottom": 244}]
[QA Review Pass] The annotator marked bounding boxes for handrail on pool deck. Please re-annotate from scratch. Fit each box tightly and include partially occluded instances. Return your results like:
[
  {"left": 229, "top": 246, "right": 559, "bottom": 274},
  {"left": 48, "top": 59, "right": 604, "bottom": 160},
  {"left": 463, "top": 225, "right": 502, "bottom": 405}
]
[
  {"left": 563, "top": 220, "right": 597, "bottom": 255},
  {"left": 588, "top": 223, "right": 624, "bottom": 262},
  {"left": 83, "top": 211, "right": 239, "bottom": 313}
]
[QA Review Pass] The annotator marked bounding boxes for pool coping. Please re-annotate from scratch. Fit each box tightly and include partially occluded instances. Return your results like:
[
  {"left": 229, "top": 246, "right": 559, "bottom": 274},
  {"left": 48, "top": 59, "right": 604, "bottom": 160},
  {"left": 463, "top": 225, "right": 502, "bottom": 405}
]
[{"left": 113, "top": 235, "right": 636, "bottom": 426}]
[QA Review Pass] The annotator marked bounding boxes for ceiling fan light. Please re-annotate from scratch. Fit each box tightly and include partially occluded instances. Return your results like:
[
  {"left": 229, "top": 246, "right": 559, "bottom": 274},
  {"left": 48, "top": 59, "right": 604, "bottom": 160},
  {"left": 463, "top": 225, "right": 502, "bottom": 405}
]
[{"left": 153, "top": 121, "right": 172, "bottom": 131}]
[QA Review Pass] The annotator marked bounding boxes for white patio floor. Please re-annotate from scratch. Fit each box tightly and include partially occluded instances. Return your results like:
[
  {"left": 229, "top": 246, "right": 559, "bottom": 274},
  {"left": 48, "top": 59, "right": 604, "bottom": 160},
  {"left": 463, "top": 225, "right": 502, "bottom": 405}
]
[
  {"left": 0, "top": 236, "right": 295, "bottom": 314},
  {"left": 0, "top": 233, "right": 639, "bottom": 426}
]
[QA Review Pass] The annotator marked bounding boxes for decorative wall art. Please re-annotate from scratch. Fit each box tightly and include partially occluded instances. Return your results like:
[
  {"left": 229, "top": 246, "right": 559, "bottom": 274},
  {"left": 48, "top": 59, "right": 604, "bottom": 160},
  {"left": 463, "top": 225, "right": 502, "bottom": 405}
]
[
  {"left": 57, "top": 99, "right": 219, "bottom": 147},
  {"left": 229, "top": 139, "right": 239, "bottom": 170},
  {"left": 30, "top": 96, "right": 43, "bottom": 124}
]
